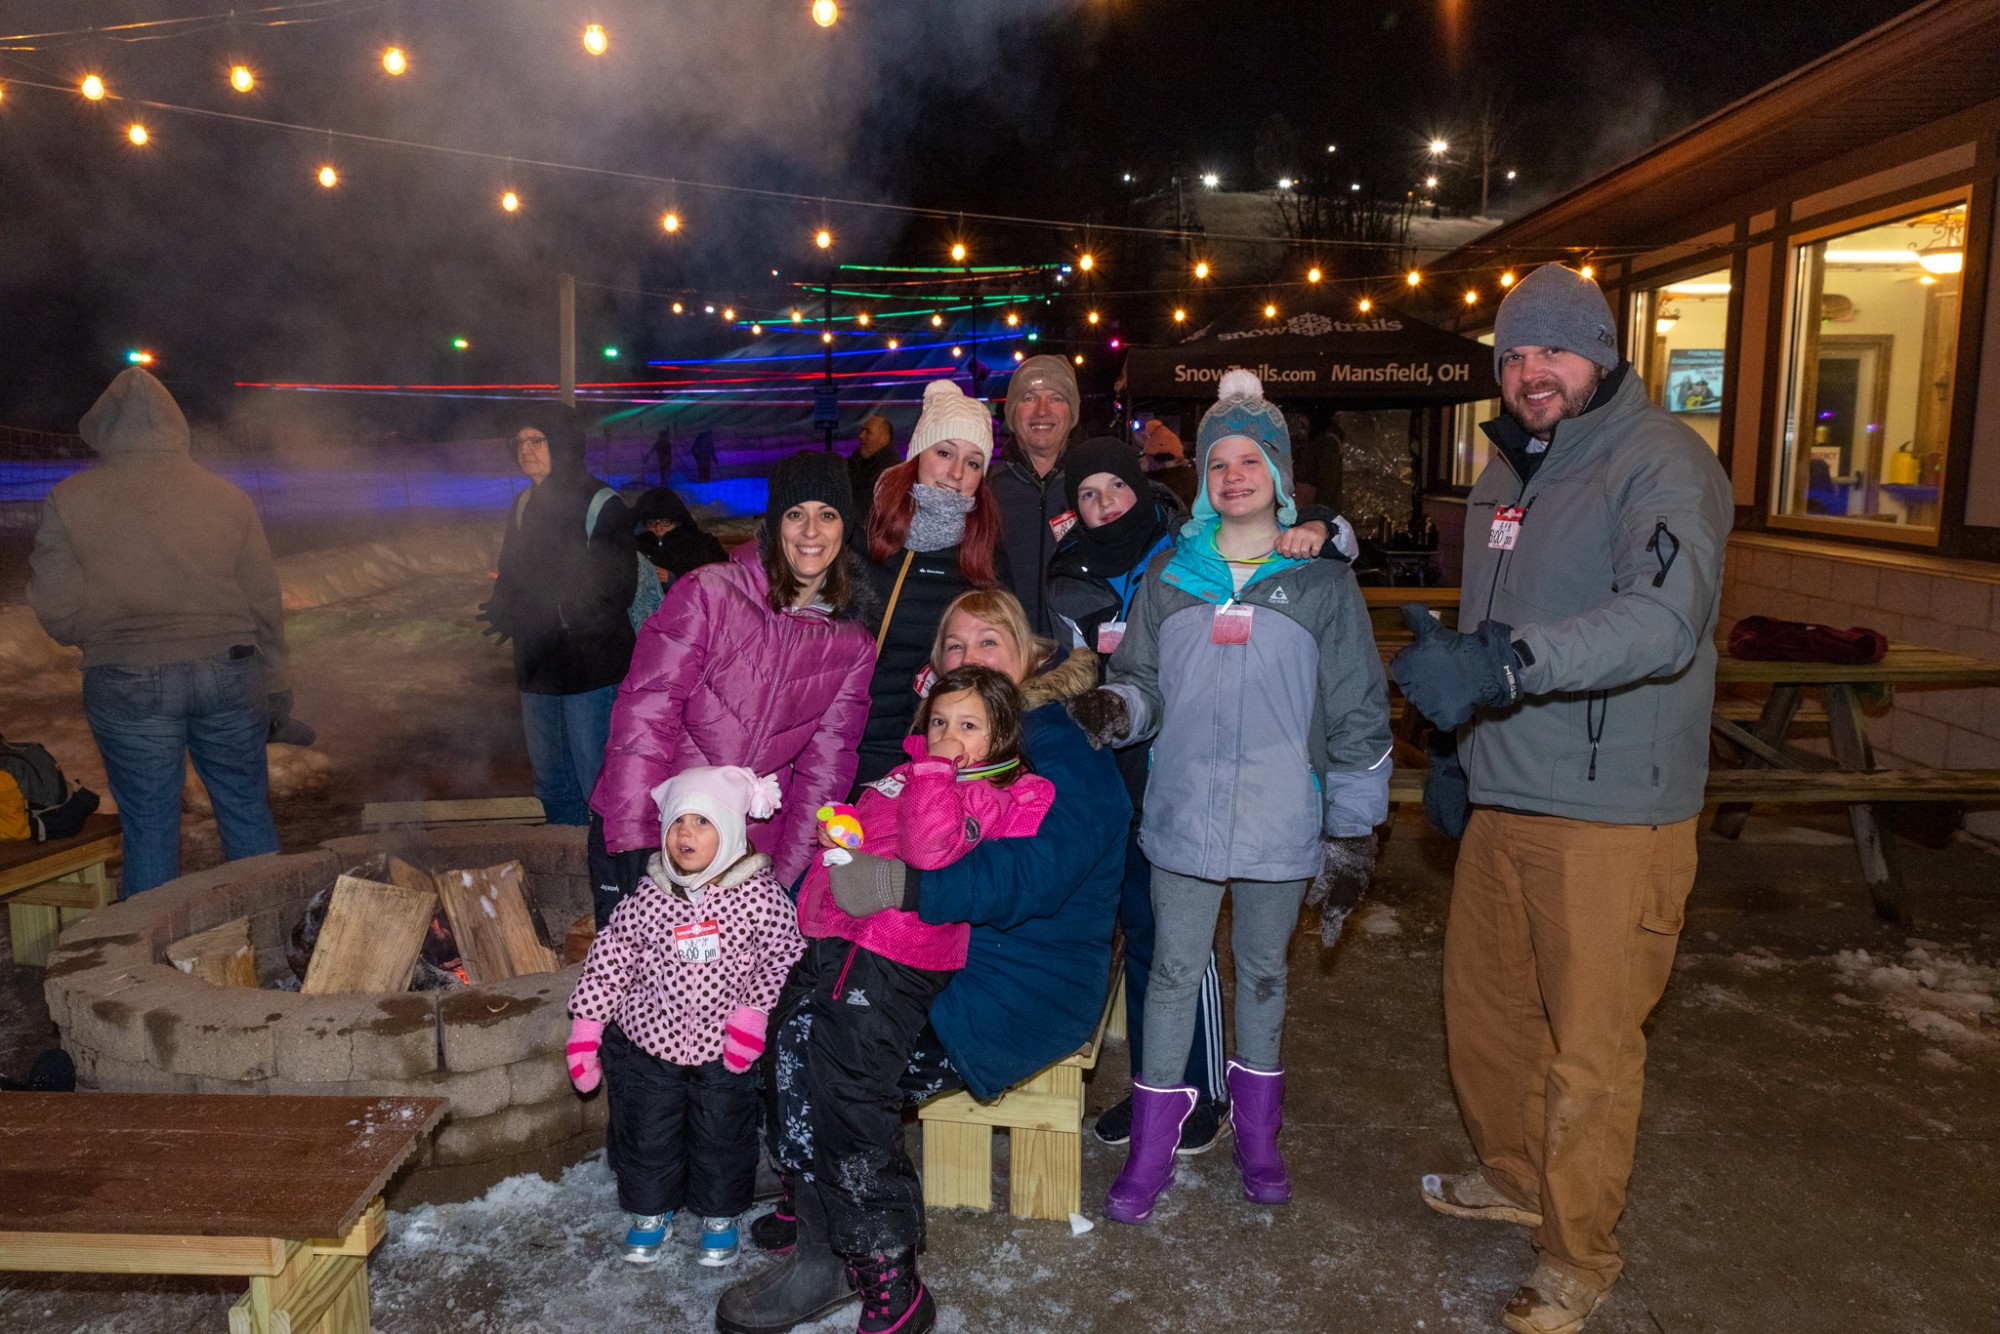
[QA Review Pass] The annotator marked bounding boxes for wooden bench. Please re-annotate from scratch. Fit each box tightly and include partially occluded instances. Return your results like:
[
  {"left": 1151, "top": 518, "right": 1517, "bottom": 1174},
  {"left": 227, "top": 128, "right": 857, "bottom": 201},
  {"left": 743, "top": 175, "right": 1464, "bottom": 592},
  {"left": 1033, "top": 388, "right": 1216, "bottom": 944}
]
[
  {"left": 0, "top": 813, "right": 121, "bottom": 966},
  {"left": 0, "top": 1092, "right": 446, "bottom": 1334},
  {"left": 360, "top": 796, "right": 545, "bottom": 831},
  {"left": 917, "top": 970, "right": 1124, "bottom": 1223}
]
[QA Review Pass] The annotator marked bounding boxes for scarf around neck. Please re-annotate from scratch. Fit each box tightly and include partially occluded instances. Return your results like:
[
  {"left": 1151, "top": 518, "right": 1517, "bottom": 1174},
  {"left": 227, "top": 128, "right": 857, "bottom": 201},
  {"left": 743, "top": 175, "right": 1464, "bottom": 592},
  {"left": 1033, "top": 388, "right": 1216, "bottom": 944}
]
[{"left": 906, "top": 483, "right": 975, "bottom": 552}]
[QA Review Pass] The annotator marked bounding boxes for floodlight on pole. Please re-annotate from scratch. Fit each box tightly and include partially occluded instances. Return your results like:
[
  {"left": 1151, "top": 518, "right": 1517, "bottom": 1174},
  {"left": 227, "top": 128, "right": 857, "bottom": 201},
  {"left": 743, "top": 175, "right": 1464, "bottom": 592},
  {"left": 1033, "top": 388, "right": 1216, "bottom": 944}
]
[
  {"left": 230, "top": 65, "right": 255, "bottom": 93},
  {"left": 812, "top": 0, "right": 839, "bottom": 27}
]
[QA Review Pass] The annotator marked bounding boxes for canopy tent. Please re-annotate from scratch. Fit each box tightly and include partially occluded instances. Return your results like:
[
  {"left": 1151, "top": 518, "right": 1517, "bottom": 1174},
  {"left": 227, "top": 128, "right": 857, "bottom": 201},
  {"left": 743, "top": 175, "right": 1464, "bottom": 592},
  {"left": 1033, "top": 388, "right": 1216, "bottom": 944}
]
[{"left": 1121, "top": 297, "right": 1500, "bottom": 403}]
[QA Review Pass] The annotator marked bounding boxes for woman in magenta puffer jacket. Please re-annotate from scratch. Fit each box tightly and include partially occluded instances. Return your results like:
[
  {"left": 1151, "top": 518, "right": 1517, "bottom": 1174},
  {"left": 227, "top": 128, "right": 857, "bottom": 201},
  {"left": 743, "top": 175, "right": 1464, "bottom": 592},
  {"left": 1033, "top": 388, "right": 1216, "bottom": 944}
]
[{"left": 590, "top": 453, "right": 876, "bottom": 916}]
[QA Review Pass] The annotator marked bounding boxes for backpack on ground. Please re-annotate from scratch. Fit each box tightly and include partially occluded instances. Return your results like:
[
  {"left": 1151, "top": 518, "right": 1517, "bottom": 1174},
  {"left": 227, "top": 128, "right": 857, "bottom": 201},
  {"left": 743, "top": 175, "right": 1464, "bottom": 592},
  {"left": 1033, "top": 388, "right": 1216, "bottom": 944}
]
[{"left": 0, "top": 735, "right": 99, "bottom": 842}]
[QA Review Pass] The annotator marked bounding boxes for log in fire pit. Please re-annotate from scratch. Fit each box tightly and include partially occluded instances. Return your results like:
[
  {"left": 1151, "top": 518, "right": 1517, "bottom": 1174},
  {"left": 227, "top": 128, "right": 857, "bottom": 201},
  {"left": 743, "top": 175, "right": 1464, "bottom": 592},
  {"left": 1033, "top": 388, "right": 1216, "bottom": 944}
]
[{"left": 41, "top": 826, "right": 601, "bottom": 1200}]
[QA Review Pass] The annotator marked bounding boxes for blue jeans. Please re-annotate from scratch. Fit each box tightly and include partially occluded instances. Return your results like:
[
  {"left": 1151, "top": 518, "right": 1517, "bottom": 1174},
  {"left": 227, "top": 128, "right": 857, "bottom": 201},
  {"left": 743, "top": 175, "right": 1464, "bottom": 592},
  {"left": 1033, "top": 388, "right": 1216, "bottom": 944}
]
[
  {"left": 82, "top": 648, "right": 280, "bottom": 896},
  {"left": 520, "top": 685, "right": 616, "bottom": 826}
]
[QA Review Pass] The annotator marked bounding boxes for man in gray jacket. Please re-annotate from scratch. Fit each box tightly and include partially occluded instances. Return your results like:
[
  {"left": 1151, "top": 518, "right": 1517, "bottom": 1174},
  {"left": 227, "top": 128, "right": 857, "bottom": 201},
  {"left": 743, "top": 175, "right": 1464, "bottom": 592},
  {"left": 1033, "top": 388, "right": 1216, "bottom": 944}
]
[
  {"left": 29, "top": 368, "right": 288, "bottom": 895},
  {"left": 1390, "top": 265, "right": 1733, "bottom": 1334}
]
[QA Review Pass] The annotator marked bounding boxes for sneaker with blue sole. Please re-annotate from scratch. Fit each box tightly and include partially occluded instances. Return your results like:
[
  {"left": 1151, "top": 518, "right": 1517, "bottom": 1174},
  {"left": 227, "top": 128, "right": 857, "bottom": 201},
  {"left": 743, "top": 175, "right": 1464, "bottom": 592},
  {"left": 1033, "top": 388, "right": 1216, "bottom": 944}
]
[
  {"left": 699, "top": 1216, "right": 741, "bottom": 1268},
  {"left": 622, "top": 1212, "right": 672, "bottom": 1265}
]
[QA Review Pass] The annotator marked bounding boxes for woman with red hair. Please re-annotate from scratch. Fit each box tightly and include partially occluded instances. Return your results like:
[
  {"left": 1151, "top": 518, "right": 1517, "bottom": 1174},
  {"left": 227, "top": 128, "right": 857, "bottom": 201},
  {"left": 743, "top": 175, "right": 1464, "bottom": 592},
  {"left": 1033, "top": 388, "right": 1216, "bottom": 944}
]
[{"left": 852, "top": 379, "right": 1008, "bottom": 787}]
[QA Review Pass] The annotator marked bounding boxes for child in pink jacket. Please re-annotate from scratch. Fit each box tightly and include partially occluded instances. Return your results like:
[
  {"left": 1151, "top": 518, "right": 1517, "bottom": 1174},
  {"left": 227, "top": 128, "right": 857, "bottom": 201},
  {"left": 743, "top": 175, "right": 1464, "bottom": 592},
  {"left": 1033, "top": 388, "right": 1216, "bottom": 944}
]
[
  {"left": 755, "top": 665, "right": 1054, "bottom": 1328},
  {"left": 566, "top": 765, "right": 805, "bottom": 1270}
]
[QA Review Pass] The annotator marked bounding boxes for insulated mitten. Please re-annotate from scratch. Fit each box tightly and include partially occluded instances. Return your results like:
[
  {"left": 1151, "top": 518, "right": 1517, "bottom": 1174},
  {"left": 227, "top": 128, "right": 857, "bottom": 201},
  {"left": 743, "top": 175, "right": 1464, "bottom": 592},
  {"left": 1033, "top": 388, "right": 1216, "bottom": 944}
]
[
  {"left": 828, "top": 851, "right": 910, "bottom": 918},
  {"left": 567, "top": 1017, "right": 605, "bottom": 1092},
  {"left": 266, "top": 690, "right": 317, "bottom": 746},
  {"left": 1067, "top": 688, "right": 1131, "bottom": 750},
  {"left": 1306, "top": 833, "right": 1378, "bottom": 947},
  {"left": 721, "top": 1006, "right": 768, "bottom": 1074},
  {"left": 476, "top": 600, "right": 511, "bottom": 646},
  {"left": 1388, "top": 605, "right": 1525, "bottom": 730},
  {"left": 1422, "top": 732, "right": 1471, "bottom": 839}
]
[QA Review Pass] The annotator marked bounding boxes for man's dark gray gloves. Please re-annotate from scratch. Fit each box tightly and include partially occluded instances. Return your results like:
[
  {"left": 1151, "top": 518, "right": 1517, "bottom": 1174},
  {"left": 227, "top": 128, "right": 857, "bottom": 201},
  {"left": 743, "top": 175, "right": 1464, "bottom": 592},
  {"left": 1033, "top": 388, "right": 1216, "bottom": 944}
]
[
  {"left": 1423, "top": 732, "right": 1471, "bottom": 838},
  {"left": 266, "top": 690, "right": 317, "bottom": 746},
  {"left": 1388, "top": 604, "right": 1527, "bottom": 730},
  {"left": 829, "top": 850, "right": 911, "bottom": 918},
  {"left": 1305, "top": 832, "right": 1378, "bottom": 947},
  {"left": 476, "top": 600, "right": 511, "bottom": 646},
  {"left": 1067, "top": 688, "right": 1130, "bottom": 750}
]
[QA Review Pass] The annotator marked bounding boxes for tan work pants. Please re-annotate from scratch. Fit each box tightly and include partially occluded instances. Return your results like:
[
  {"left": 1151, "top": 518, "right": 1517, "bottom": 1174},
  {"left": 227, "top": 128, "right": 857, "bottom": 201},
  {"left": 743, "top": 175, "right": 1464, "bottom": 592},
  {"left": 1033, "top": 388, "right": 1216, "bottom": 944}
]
[{"left": 1443, "top": 808, "right": 1698, "bottom": 1293}]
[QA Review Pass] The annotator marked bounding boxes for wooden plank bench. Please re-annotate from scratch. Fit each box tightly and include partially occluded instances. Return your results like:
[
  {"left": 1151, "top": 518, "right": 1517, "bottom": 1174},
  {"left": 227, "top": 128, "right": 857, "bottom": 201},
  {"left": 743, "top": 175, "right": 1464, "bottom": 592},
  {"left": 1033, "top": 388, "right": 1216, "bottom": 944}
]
[
  {"left": 0, "top": 813, "right": 121, "bottom": 966},
  {"left": 360, "top": 796, "right": 545, "bottom": 831},
  {"left": 0, "top": 1092, "right": 446, "bottom": 1334},
  {"left": 917, "top": 969, "right": 1124, "bottom": 1223}
]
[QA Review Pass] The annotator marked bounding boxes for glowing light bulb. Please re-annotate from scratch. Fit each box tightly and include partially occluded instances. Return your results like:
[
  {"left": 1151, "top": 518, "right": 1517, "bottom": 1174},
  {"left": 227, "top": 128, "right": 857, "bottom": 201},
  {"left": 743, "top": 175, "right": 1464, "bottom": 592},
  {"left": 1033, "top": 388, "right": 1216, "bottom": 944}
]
[
  {"left": 951, "top": 242, "right": 967, "bottom": 262},
  {"left": 451, "top": 337, "right": 469, "bottom": 350},
  {"left": 1405, "top": 269, "right": 1421, "bottom": 286},
  {"left": 1173, "top": 308, "right": 1187, "bottom": 323},
  {"left": 791, "top": 310, "right": 802, "bottom": 323},
  {"left": 931, "top": 314, "right": 943, "bottom": 328},
  {"left": 1358, "top": 298, "right": 1373, "bottom": 313},
  {"left": 723, "top": 308, "right": 736, "bottom": 321},
  {"left": 1464, "top": 290, "right": 1478, "bottom": 305},
  {"left": 951, "top": 346, "right": 963, "bottom": 357},
  {"left": 672, "top": 302, "right": 684, "bottom": 314},
  {"left": 704, "top": 304, "right": 715, "bottom": 314},
  {"left": 1079, "top": 253, "right": 1094, "bottom": 272},
  {"left": 823, "top": 332, "right": 834, "bottom": 344},
  {"left": 1014, "top": 350, "right": 1024, "bottom": 362},
  {"left": 1579, "top": 264, "right": 1594, "bottom": 280},
  {"left": 81, "top": 75, "right": 106, "bottom": 100},
  {"left": 887, "top": 338, "right": 899, "bottom": 349},
  {"left": 582, "top": 24, "right": 608, "bottom": 55},
  {"left": 501, "top": 191, "right": 521, "bottom": 213},
  {"left": 126, "top": 350, "right": 154, "bottom": 365},
  {"left": 1109, "top": 337, "right": 1121, "bottom": 349},
  {"left": 752, "top": 323, "right": 763, "bottom": 334},
  {"left": 1307, "top": 266, "right": 1322, "bottom": 283},
  {"left": 812, "top": 0, "right": 839, "bottom": 27},
  {"left": 1006, "top": 312, "right": 1019, "bottom": 327},
  {"left": 1193, "top": 260, "right": 1210, "bottom": 279},
  {"left": 603, "top": 346, "right": 619, "bottom": 359},
  {"left": 1264, "top": 303, "right": 1277, "bottom": 318},
  {"left": 1430, "top": 139, "right": 1449, "bottom": 155},
  {"left": 382, "top": 47, "right": 407, "bottom": 75},
  {"left": 1499, "top": 271, "right": 1516, "bottom": 288},
  {"left": 1073, "top": 354, "right": 1084, "bottom": 365},
  {"left": 815, "top": 229, "right": 833, "bottom": 249},
  {"left": 317, "top": 165, "right": 338, "bottom": 188},
  {"left": 857, "top": 313, "right": 870, "bottom": 327},
  {"left": 230, "top": 65, "right": 255, "bottom": 93},
  {"left": 1087, "top": 310, "right": 1100, "bottom": 325},
  {"left": 661, "top": 212, "right": 681, "bottom": 233},
  {"left": 126, "top": 123, "right": 148, "bottom": 145}
]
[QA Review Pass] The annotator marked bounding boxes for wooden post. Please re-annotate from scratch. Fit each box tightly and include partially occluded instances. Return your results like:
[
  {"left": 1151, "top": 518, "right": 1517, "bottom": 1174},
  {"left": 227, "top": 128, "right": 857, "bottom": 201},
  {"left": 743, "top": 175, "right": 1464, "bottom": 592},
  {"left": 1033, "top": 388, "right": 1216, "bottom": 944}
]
[
  {"left": 1823, "top": 684, "right": 1911, "bottom": 927},
  {"left": 559, "top": 274, "right": 576, "bottom": 409}
]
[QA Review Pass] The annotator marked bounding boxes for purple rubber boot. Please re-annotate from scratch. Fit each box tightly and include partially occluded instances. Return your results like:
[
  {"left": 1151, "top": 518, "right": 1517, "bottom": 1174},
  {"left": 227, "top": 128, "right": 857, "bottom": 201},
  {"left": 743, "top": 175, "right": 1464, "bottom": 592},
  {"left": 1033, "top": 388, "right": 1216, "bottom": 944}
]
[
  {"left": 1102, "top": 1082, "right": 1198, "bottom": 1225},
  {"left": 1227, "top": 1059, "right": 1291, "bottom": 1205}
]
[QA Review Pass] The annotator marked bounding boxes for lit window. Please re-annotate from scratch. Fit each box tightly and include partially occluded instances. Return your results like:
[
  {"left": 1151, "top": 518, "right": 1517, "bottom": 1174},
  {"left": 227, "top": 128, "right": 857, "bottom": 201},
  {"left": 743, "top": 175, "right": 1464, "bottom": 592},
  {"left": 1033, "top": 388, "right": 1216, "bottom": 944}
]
[{"left": 1630, "top": 265, "right": 1731, "bottom": 456}]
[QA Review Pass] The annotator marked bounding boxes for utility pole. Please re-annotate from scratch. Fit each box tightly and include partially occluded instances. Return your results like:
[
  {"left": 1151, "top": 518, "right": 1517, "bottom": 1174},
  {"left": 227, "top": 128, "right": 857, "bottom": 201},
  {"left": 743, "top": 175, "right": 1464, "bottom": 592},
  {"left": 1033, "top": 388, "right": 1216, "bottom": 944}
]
[
  {"left": 558, "top": 274, "right": 576, "bottom": 409},
  {"left": 822, "top": 275, "right": 835, "bottom": 451}
]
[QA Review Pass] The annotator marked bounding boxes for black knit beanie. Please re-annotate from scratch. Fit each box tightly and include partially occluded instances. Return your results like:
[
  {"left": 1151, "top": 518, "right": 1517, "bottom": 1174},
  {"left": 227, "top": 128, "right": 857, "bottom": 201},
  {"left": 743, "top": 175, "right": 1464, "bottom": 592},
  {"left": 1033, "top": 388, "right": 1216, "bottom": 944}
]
[
  {"left": 765, "top": 450, "right": 858, "bottom": 541},
  {"left": 1064, "top": 436, "right": 1150, "bottom": 515}
]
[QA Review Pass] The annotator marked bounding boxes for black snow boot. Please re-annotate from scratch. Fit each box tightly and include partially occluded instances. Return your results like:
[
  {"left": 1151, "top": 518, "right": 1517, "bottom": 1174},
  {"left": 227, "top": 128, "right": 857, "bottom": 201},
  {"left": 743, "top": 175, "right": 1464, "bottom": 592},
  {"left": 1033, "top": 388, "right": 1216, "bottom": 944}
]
[
  {"left": 849, "top": 1248, "right": 934, "bottom": 1334},
  {"left": 714, "top": 1179, "right": 856, "bottom": 1334},
  {"left": 749, "top": 1174, "right": 797, "bottom": 1253}
]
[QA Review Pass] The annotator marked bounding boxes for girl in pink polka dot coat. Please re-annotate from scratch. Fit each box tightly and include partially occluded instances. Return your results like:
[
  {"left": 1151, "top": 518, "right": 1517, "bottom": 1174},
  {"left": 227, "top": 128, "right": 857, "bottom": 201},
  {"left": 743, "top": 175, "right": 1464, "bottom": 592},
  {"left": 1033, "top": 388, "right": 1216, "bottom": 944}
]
[{"left": 567, "top": 765, "right": 806, "bottom": 1269}]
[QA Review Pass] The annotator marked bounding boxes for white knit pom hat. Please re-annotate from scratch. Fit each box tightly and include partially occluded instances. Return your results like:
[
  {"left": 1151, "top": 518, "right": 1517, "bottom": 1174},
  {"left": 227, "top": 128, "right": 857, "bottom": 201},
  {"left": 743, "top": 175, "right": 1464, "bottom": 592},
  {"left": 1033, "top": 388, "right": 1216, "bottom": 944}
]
[
  {"left": 650, "top": 765, "right": 783, "bottom": 888},
  {"left": 905, "top": 379, "right": 995, "bottom": 469}
]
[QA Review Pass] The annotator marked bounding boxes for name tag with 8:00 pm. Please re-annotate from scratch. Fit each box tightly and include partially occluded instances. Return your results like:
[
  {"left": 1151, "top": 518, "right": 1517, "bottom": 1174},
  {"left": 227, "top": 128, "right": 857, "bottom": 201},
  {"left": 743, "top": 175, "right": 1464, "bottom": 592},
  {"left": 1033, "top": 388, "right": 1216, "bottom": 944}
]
[
  {"left": 674, "top": 921, "right": 721, "bottom": 963},
  {"left": 1211, "top": 604, "right": 1253, "bottom": 645},
  {"left": 1489, "top": 504, "right": 1525, "bottom": 551}
]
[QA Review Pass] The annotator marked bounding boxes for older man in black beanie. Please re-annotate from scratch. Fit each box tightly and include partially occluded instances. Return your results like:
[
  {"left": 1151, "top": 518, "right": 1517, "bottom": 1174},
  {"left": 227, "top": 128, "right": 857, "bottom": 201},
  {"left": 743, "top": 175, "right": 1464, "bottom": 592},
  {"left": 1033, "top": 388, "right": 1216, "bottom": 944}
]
[{"left": 1391, "top": 264, "right": 1733, "bottom": 1334}]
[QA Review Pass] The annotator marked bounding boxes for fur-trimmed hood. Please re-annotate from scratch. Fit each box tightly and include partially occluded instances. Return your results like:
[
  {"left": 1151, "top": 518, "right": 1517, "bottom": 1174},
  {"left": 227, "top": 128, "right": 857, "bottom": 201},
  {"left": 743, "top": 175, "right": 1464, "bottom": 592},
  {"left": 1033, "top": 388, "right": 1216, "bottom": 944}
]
[
  {"left": 645, "top": 850, "right": 773, "bottom": 900},
  {"left": 1022, "top": 644, "right": 1098, "bottom": 710}
]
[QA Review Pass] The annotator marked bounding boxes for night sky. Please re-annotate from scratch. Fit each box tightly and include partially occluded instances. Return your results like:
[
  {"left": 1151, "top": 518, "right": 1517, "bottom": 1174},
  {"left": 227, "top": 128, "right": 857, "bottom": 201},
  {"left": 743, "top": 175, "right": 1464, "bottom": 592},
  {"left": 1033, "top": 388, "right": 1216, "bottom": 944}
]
[{"left": 0, "top": 0, "right": 1926, "bottom": 429}]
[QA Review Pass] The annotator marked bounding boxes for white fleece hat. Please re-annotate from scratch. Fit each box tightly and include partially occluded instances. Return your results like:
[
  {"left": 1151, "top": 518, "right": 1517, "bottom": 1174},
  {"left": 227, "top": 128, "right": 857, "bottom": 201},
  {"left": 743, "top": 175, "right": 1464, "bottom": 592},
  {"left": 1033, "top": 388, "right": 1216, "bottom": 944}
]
[
  {"left": 650, "top": 765, "right": 782, "bottom": 888},
  {"left": 905, "top": 379, "right": 995, "bottom": 469}
]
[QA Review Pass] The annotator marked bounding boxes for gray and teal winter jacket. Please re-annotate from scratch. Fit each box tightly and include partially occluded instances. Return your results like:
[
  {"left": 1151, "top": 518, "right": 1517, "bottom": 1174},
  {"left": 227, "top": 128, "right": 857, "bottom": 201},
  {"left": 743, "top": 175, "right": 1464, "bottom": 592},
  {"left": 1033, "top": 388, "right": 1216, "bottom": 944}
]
[
  {"left": 1103, "top": 528, "right": 1393, "bottom": 883},
  {"left": 1459, "top": 364, "right": 1733, "bottom": 825}
]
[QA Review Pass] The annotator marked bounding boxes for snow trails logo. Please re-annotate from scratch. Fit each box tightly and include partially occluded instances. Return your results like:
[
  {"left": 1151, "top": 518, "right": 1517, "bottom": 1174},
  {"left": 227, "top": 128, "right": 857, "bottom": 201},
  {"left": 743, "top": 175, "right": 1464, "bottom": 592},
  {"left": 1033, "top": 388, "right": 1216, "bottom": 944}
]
[{"left": 1172, "top": 360, "right": 1474, "bottom": 386}]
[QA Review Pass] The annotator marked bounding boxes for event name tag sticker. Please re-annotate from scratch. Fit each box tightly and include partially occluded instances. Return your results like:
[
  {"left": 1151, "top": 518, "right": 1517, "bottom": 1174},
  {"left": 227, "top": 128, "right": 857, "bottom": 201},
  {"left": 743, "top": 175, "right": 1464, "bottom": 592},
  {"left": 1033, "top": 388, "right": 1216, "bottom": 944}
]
[
  {"left": 912, "top": 663, "right": 936, "bottom": 699},
  {"left": 674, "top": 922, "right": 721, "bottom": 963},
  {"left": 1050, "top": 509, "right": 1079, "bottom": 541},
  {"left": 1489, "top": 504, "right": 1525, "bottom": 551},
  {"left": 1096, "top": 620, "right": 1127, "bottom": 654},
  {"left": 1211, "top": 604, "right": 1253, "bottom": 645}
]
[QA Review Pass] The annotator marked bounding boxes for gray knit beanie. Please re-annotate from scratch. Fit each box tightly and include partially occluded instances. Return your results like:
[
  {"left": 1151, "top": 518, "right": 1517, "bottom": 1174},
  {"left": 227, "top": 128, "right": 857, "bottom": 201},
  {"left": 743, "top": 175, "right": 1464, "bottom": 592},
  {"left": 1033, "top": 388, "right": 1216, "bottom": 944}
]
[
  {"left": 1192, "top": 369, "right": 1296, "bottom": 527},
  {"left": 1492, "top": 264, "right": 1620, "bottom": 375}
]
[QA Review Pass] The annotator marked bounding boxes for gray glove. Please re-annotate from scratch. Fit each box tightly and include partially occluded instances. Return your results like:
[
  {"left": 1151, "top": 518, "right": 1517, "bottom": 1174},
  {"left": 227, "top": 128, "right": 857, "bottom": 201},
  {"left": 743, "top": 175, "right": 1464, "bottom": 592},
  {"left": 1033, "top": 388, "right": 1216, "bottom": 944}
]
[
  {"left": 1066, "top": 688, "right": 1130, "bottom": 750},
  {"left": 1305, "top": 833, "right": 1378, "bottom": 947},
  {"left": 266, "top": 690, "right": 317, "bottom": 746},
  {"left": 828, "top": 851, "right": 910, "bottom": 918}
]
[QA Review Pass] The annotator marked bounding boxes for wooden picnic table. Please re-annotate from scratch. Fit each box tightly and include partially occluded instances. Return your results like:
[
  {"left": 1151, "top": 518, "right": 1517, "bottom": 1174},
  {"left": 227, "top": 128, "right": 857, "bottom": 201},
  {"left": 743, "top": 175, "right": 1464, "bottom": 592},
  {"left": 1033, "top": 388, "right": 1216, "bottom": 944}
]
[{"left": 0, "top": 1092, "right": 447, "bottom": 1333}]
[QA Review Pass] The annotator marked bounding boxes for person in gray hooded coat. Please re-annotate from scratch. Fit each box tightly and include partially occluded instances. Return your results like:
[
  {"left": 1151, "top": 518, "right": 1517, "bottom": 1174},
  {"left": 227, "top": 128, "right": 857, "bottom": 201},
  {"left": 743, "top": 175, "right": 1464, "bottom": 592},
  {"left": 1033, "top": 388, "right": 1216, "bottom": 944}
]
[{"left": 1390, "top": 263, "right": 1733, "bottom": 1334}]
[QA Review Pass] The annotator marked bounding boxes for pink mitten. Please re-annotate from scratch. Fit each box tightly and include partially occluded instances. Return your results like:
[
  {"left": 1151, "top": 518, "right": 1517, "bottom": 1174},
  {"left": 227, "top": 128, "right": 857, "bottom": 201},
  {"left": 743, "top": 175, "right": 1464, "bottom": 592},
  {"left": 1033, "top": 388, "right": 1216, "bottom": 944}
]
[
  {"left": 567, "top": 1017, "right": 605, "bottom": 1092},
  {"left": 721, "top": 1006, "right": 767, "bottom": 1074}
]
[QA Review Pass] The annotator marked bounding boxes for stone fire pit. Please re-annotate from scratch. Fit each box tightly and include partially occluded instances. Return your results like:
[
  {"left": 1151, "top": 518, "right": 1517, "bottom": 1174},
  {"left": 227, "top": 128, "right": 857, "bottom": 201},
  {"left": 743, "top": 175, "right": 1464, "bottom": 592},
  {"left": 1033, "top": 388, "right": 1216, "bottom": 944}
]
[{"left": 41, "top": 826, "right": 602, "bottom": 1197}]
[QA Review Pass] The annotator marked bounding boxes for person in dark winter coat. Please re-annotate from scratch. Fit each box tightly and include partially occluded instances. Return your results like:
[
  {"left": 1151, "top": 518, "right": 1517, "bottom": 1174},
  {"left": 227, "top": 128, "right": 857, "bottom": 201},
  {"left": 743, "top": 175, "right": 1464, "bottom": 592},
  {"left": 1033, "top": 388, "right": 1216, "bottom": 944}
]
[
  {"left": 1074, "top": 370, "right": 1392, "bottom": 1228},
  {"left": 631, "top": 485, "right": 727, "bottom": 584},
  {"left": 481, "top": 405, "right": 637, "bottom": 828},
  {"left": 1044, "top": 437, "right": 1230, "bottom": 1155},
  {"left": 846, "top": 415, "right": 898, "bottom": 511},
  {"left": 590, "top": 452, "right": 876, "bottom": 924},
  {"left": 568, "top": 766, "right": 805, "bottom": 1270},
  {"left": 719, "top": 587, "right": 1122, "bottom": 1334},
  {"left": 852, "top": 380, "right": 1008, "bottom": 789}
]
